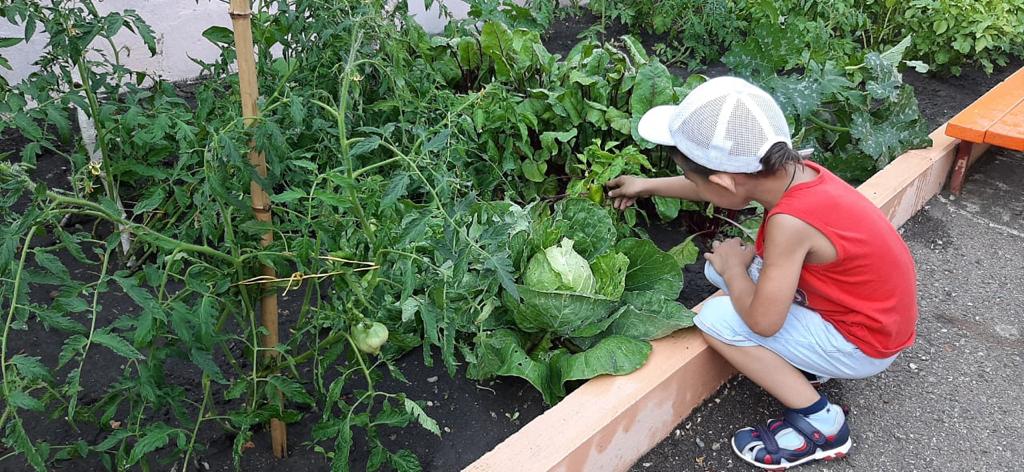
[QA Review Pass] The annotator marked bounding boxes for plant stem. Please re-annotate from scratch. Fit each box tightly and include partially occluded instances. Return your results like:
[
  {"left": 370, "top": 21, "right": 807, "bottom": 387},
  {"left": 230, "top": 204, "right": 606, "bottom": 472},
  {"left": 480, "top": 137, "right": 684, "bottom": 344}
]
[
  {"left": 270, "top": 330, "right": 347, "bottom": 373},
  {"left": 182, "top": 375, "right": 211, "bottom": 472},
  {"left": 807, "top": 114, "right": 851, "bottom": 133},
  {"left": 44, "top": 194, "right": 237, "bottom": 265},
  {"left": 67, "top": 245, "right": 113, "bottom": 422},
  {"left": 0, "top": 226, "right": 37, "bottom": 434}
]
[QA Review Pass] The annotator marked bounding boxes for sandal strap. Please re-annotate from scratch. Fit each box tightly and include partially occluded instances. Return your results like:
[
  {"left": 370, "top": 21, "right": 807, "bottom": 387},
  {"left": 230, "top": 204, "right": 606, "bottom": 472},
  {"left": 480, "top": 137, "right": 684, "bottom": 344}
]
[
  {"left": 783, "top": 410, "right": 828, "bottom": 447},
  {"left": 753, "top": 424, "right": 780, "bottom": 454}
]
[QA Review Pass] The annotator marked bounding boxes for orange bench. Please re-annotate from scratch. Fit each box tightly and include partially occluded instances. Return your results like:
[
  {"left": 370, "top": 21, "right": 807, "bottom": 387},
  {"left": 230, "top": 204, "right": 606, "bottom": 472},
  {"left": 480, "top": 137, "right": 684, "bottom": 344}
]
[{"left": 944, "top": 66, "right": 1024, "bottom": 194}]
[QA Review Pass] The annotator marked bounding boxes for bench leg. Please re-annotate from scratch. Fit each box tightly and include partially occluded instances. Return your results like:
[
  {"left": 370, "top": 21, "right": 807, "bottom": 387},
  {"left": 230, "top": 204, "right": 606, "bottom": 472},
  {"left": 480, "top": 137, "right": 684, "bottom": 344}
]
[{"left": 950, "top": 141, "right": 973, "bottom": 195}]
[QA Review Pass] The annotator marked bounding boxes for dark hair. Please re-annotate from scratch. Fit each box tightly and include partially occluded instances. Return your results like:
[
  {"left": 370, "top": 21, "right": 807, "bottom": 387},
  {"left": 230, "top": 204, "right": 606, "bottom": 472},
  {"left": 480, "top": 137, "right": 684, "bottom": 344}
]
[{"left": 674, "top": 142, "right": 803, "bottom": 179}]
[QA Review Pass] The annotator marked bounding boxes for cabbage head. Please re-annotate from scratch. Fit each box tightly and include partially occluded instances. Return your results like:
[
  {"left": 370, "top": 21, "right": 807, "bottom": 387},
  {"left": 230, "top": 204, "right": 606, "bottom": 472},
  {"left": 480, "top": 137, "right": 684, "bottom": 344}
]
[{"left": 524, "top": 238, "right": 596, "bottom": 294}]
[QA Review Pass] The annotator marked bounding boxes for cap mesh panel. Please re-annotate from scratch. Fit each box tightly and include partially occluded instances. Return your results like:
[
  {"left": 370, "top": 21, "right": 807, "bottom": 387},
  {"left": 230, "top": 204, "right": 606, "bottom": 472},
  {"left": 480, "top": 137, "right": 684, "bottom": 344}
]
[
  {"left": 674, "top": 95, "right": 727, "bottom": 153},
  {"left": 725, "top": 98, "right": 768, "bottom": 158}
]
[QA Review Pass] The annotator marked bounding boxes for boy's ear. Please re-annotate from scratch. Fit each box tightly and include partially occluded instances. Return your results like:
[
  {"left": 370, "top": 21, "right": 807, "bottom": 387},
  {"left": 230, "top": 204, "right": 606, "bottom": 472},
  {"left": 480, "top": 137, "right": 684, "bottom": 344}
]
[{"left": 708, "top": 173, "right": 737, "bottom": 193}]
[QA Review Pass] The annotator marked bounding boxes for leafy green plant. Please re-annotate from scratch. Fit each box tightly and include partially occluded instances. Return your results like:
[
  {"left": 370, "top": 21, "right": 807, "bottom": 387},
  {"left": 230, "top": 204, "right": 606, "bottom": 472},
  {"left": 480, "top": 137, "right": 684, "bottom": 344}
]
[
  {"left": 467, "top": 198, "right": 697, "bottom": 404},
  {"left": 570, "top": 0, "right": 935, "bottom": 181},
  {"left": 566, "top": 141, "right": 653, "bottom": 205},
  {"left": 430, "top": 21, "right": 699, "bottom": 199},
  {"left": 898, "top": 0, "right": 1024, "bottom": 75},
  {"left": 726, "top": 36, "right": 932, "bottom": 182},
  {"left": 726, "top": 0, "right": 1023, "bottom": 76},
  {"left": 458, "top": 0, "right": 559, "bottom": 32},
  {"left": 587, "top": 0, "right": 742, "bottom": 68}
]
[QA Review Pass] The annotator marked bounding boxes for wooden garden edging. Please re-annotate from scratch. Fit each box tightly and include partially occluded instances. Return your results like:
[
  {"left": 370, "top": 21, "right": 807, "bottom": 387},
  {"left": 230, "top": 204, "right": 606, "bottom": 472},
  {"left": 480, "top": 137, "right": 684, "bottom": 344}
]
[{"left": 464, "top": 121, "right": 987, "bottom": 472}]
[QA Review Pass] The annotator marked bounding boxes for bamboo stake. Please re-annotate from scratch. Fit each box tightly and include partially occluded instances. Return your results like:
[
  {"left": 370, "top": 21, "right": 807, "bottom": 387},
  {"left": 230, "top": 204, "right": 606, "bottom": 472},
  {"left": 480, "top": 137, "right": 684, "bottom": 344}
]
[{"left": 227, "top": 0, "right": 287, "bottom": 458}]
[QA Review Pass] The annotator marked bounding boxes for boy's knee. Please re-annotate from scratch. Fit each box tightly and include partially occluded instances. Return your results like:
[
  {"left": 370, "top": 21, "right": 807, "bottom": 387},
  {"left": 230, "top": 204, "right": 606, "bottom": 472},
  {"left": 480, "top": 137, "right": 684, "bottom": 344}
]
[
  {"left": 703, "top": 260, "right": 728, "bottom": 291},
  {"left": 694, "top": 296, "right": 752, "bottom": 342}
]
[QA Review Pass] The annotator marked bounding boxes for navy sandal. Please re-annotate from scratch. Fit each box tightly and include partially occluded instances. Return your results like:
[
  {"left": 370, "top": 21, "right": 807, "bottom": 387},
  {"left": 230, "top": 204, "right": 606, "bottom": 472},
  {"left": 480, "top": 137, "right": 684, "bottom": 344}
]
[{"left": 731, "top": 410, "right": 851, "bottom": 470}]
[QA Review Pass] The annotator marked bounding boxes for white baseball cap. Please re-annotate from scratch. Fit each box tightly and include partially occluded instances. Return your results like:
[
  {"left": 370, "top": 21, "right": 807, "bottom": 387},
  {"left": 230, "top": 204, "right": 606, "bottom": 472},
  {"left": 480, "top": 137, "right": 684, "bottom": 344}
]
[{"left": 637, "top": 76, "right": 806, "bottom": 173}]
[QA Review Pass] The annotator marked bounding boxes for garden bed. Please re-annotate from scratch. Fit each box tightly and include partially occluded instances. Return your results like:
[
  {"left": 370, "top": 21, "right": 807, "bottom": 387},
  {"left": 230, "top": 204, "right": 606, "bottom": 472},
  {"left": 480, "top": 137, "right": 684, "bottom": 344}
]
[
  {"left": 2, "top": 127, "right": 719, "bottom": 472},
  {"left": 5, "top": 58, "right": 1016, "bottom": 470},
  {"left": 3, "top": 3, "right": 1022, "bottom": 471}
]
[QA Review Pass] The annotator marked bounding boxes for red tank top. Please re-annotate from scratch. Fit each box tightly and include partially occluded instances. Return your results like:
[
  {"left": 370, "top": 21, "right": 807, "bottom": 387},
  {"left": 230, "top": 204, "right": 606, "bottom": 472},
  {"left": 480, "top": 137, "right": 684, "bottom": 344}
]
[{"left": 755, "top": 161, "right": 917, "bottom": 359}]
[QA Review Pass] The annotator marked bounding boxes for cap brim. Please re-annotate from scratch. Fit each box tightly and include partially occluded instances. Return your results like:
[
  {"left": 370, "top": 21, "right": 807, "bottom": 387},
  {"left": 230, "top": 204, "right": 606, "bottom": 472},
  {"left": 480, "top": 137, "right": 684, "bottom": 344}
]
[{"left": 636, "top": 105, "right": 677, "bottom": 146}]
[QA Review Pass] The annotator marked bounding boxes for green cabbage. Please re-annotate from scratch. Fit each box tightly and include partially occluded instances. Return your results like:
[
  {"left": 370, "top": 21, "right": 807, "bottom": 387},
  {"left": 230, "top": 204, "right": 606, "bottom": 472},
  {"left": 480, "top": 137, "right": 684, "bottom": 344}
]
[
  {"left": 523, "top": 252, "right": 563, "bottom": 292},
  {"left": 524, "top": 238, "right": 595, "bottom": 294}
]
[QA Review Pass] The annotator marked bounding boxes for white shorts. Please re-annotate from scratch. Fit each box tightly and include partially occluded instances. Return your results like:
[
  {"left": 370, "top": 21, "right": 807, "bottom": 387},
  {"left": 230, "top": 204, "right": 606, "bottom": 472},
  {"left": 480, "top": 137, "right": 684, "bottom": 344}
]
[{"left": 694, "top": 258, "right": 898, "bottom": 379}]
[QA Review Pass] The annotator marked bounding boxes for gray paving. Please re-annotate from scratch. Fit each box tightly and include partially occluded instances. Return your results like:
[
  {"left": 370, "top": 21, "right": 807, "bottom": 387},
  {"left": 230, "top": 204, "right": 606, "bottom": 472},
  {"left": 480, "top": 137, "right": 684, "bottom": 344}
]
[{"left": 630, "top": 148, "right": 1024, "bottom": 472}]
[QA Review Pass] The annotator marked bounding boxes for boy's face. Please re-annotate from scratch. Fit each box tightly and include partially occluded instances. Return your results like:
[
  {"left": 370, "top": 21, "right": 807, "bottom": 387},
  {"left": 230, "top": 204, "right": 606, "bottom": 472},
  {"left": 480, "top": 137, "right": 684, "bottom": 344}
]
[{"left": 672, "top": 152, "right": 752, "bottom": 210}]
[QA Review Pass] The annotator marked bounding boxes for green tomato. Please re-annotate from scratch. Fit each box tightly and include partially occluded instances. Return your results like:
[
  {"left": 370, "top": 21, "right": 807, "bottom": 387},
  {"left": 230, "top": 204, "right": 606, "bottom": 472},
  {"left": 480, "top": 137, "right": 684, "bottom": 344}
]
[
  {"left": 351, "top": 321, "right": 389, "bottom": 355},
  {"left": 587, "top": 184, "right": 605, "bottom": 205}
]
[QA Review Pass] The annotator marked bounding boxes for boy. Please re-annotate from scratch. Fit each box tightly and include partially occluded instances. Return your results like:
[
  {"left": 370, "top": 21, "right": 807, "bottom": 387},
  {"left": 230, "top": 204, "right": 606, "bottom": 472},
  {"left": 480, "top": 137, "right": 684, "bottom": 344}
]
[{"left": 605, "top": 77, "right": 917, "bottom": 470}]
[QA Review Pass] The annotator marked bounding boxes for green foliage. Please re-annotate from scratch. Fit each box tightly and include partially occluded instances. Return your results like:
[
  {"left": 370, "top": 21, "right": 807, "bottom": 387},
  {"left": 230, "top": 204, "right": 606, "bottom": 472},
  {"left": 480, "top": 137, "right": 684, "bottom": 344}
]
[
  {"left": 613, "top": 0, "right": 1024, "bottom": 76},
  {"left": 578, "top": 0, "right": 1022, "bottom": 180},
  {"left": 587, "top": 0, "right": 742, "bottom": 67},
  {"left": 469, "top": 199, "right": 695, "bottom": 404},
  {"left": 725, "top": 0, "right": 1024, "bottom": 76},
  {"left": 0, "top": 0, "right": 707, "bottom": 467},
  {"left": 431, "top": 20, "right": 690, "bottom": 200},
  {"left": 898, "top": 0, "right": 1024, "bottom": 75},
  {"left": 727, "top": 38, "right": 932, "bottom": 182}
]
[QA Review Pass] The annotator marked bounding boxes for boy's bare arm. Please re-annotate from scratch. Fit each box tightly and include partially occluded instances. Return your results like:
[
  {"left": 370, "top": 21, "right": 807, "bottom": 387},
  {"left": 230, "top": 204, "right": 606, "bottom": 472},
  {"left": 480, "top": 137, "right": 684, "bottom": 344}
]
[
  {"left": 645, "top": 176, "right": 703, "bottom": 201},
  {"left": 605, "top": 175, "right": 704, "bottom": 206},
  {"left": 714, "top": 215, "right": 810, "bottom": 337}
]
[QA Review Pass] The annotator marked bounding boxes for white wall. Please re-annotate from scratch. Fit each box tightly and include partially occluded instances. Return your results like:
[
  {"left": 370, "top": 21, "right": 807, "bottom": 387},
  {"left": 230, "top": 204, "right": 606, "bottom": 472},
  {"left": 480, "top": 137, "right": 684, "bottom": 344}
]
[
  {"left": 0, "top": 0, "right": 229, "bottom": 84},
  {"left": 0, "top": 0, "right": 495, "bottom": 85}
]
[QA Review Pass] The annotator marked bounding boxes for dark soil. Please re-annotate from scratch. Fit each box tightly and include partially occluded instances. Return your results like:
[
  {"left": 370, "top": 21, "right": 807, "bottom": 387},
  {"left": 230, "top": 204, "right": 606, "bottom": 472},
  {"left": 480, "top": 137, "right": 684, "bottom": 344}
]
[{"left": 904, "top": 57, "right": 1024, "bottom": 128}]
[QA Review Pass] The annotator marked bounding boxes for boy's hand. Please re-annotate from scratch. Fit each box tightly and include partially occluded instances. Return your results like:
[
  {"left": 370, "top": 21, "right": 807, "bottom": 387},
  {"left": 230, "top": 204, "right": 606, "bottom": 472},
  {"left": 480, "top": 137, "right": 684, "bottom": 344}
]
[
  {"left": 704, "top": 238, "right": 756, "bottom": 278},
  {"left": 605, "top": 175, "right": 648, "bottom": 210}
]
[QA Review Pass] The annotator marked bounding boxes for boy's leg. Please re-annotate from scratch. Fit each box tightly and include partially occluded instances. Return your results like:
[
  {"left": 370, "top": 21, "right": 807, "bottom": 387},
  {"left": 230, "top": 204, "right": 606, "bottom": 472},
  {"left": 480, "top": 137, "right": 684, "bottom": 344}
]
[
  {"left": 694, "top": 297, "right": 883, "bottom": 468},
  {"left": 705, "top": 257, "right": 828, "bottom": 386},
  {"left": 701, "top": 333, "right": 819, "bottom": 408}
]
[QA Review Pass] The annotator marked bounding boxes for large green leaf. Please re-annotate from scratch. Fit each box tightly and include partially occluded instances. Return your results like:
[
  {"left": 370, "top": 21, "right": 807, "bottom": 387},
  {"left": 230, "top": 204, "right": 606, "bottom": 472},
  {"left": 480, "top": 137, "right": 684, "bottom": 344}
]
[
  {"left": 551, "top": 198, "right": 616, "bottom": 260},
  {"left": 620, "top": 35, "right": 650, "bottom": 66},
  {"left": 511, "top": 285, "right": 619, "bottom": 336},
  {"left": 616, "top": 238, "right": 684, "bottom": 299},
  {"left": 764, "top": 75, "right": 823, "bottom": 117},
  {"left": 466, "top": 329, "right": 560, "bottom": 404},
  {"left": 591, "top": 252, "right": 629, "bottom": 299},
  {"left": 556, "top": 335, "right": 651, "bottom": 384},
  {"left": 454, "top": 36, "right": 481, "bottom": 70},
  {"left": 539, "top": 129, "right": 577, "bottom": 158},
  {"left": 864, "top": 52, "right": 902, "bottom": 101},
  {"left": 667, "top": 238, "right": 701, "bottom": 268},
  {"left": 606, "top": 107, "right": 632, "bottom": 135},
  {"left": 629, "top": 62, "right": 674, "bottom": 116},
  {"left": 652, "top": 195, "right": 681, "bottom": 221},
  {"left": 481, "top": 22, "right": 515, "bottom": 80},
  {"left": 605, "top": 291, "right": 696, "bottom": 340},
  {"left": 569, "top": 304, "right": 627, "bottom": 338}
]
